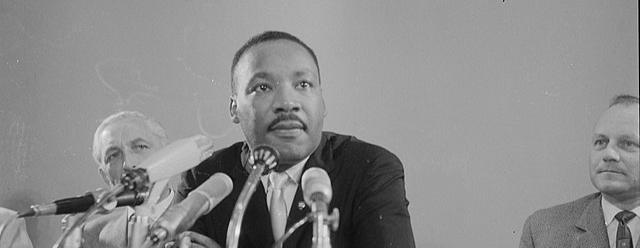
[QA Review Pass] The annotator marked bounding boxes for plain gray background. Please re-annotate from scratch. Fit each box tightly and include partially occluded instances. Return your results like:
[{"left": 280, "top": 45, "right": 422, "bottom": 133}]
[{"left": 0, "top": 1, "right": 638, "bottom": 247}]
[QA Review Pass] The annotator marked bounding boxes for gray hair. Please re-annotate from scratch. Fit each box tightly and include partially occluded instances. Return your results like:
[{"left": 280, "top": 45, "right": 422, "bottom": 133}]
[{"left": 92, "top": 111, "right": 168, "bottom": 165}]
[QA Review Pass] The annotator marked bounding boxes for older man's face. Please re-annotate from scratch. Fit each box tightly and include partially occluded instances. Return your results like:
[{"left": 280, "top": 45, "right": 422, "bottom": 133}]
[
  {"left": 590, "top": 104, "right": 640, "bottom": 203},
  {"left": 97, "top": 118, "right": 165, "bottom": 188},
  {"left": 231, "top": 39, "right": 325, "bottom": 168}
]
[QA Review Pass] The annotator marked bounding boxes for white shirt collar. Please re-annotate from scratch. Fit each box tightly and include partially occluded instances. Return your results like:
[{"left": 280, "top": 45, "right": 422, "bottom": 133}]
[
  {"left": 602, "top": 196, "right": 640, "bottom": 226},
  {"left": 261, "top": 157, "right": 309, "bottom": 192}
]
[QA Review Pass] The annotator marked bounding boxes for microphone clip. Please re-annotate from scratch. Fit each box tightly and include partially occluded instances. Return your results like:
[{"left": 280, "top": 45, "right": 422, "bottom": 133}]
[
  {"left": 120, "top": 168, "right": 150, "bottom": 193},
  {"left": 310, "top": 207, "right": 340, "bottom": 232},
  {"left": 247, "top": 145, "right": 279, "bottom": 176}
]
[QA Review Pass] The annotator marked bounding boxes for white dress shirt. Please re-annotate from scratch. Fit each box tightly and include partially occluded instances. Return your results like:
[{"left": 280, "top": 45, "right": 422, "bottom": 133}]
[
  {"left": 261, "top": 157, "right": 308, "bottom": 215},
  {"left": 602, "top": 197, "right": 640, "bottom": 248}
]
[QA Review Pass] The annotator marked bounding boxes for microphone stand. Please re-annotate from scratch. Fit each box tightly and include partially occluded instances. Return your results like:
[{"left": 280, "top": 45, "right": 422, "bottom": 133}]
[
  {"left": 226, "top": 162, "right": 267, "bottom": 248},
  {"left": 129, "top": 214, "right": 151, "bottom": 248},
  {"left": 227, "top": 145, "right": 279, "bottom": 248},
  {"left": 128, "top": 179, "right": 169, "bottom": 248},
  {"left": 52, "top": 184, "right": 126, "bottom": 248},
  {"left": 272, "top": 215, "right": 312, "bottom": 248},
  {"left": 310, "top": 205, "right": 339, "bottom": 248},
  {"left": 53, "top": 169, "right": 148, "bottom": 248},
  {"left": 60, "top": 214, "right": 82, "bottom": 248},
  {"left": 271, "top": 208, "right": 339, "bottom": 248}
]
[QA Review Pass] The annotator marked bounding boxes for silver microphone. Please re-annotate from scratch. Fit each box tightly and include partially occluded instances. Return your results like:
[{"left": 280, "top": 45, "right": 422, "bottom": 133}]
[
  {"left": 147, "top": 173, "right": 233, "bottom": 245},
  {"left": 302, "top": 167, "right": 338, "bottom": 248},
  {"left": 121, "top": 134, "right": 214, "bottom": 192}
]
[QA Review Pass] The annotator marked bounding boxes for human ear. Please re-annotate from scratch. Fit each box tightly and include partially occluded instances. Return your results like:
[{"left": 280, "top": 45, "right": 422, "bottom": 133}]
[
  {"left": 98, "top": 166, "right": 111, "bottom": 186},
  {"left": 230, "top": 96, "right": 240, "bottom": 124},
  {"left": 322, "top": 97, "right": 327, "bottom": 117}
]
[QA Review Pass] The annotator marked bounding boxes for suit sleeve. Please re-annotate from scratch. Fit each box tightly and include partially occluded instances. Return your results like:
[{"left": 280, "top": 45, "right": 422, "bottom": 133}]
[
  {"left": 351, "top": 148, "right": 416, "bottom": 248},
  {"left": 519, "top": 215, "right": 535, "bottom": 248}
]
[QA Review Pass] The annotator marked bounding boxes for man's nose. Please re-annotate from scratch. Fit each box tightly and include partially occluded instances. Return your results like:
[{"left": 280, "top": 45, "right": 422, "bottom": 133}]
[
  {"left": 602, "top": 144, "right": 621, "bottom": 163},
  {"left": 273, "top": 86, "right": 301, "bottom": 113},
  {"left": 123, "top": 154, "right": 141, "bottom": 169}
]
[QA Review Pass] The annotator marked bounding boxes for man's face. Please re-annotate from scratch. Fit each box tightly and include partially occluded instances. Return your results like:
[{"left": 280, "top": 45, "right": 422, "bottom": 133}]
[
  {"left": 231, "top": 39, "right": 325, "bottom": 168},
  {"left": 97, "top": 118, "right": 165, "bottom": 188},
  {"left": 590, "top": 104, "right": 640, "bottom": 203}
]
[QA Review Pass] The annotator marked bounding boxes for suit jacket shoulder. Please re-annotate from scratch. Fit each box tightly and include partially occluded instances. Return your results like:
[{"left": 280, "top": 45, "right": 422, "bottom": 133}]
[
  {"left": 520, "top": 193, "right": 609, "bottom": 248},
  {"left": 177, "top": 142, "right": 244, "bottom": 201},
  {"left": 317, "top": 132, "right": 415, "bottom": 248}
]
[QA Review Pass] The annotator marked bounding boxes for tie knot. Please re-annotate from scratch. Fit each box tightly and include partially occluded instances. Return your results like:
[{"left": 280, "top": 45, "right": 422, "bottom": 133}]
[
  {"left": 270, "top": 172, "right": 289, "bottom": 191},
  {"left": 615, "top": 211, "right": 636, "bottom": 224}
]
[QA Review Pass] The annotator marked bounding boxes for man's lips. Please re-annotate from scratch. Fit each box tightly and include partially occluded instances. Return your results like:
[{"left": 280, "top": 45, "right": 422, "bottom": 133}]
[
  {"left": 597, "top": 168, "right": 625, "bottom": 175},
  {"left": 268, "top": 114, "right": 306, "bottom": 131},
  {"left": 270, "top": 120, "right": 304, "bottom": 130}
]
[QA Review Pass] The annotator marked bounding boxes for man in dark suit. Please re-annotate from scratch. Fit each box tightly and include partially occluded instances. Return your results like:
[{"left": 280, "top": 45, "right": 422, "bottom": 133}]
[
  {"left": 174, "top": 31, "right": 415, "bottom": 248},
  {"left": 520, "top": 95, "right": 639, "bottom": 248}
]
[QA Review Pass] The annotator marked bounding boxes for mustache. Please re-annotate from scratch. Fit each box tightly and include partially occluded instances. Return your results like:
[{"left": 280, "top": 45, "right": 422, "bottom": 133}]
[{"left": 268, "top": 114, "right": 306, "bottom": 130}]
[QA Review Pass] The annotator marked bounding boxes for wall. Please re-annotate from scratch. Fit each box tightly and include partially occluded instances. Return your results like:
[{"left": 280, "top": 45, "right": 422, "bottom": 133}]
[{"left": 0, "top": 1, "right": 638, "bottom": 247}]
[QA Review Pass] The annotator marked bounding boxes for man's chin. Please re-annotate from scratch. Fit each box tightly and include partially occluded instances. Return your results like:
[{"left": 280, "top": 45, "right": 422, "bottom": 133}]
[
  {"left": 258, "top": 134, "right": 320, "bottom": 165},
  {"left": 272, "top": 144, "right": 311, "bottom": 163},
  {"left": 595, "top": 181, "right": 633, "bottom": 195}
]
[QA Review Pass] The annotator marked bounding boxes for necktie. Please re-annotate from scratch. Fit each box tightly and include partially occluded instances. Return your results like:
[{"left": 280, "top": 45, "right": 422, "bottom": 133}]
[
  {"left": 615, "top": 211, "right": 636, "bottom": 248},
  {"left": 270, "top": 172, "right": 289, "bottom": 243}
]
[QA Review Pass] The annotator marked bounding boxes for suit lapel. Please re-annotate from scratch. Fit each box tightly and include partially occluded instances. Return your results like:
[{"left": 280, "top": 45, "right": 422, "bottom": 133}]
[
  {"left": 284, "top": 134, "right": 336, "bottom": 247},
  {"left": 230, "top": 156, "right": 275, "bottom": 248},
  {"left": 98, "top": 208, "right": 129, "bottom": 248},
  {"left": 284, "top": 183, "right": 311, "bottom": 248},
  {"left": 244, "top": 180, "right": 276, "bottom": 248},
  {"left": 574, "top": 194, "right": 609, "bottom": 248}
]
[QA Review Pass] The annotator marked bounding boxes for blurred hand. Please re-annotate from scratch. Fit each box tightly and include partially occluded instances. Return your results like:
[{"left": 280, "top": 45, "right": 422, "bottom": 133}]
[{"left": 164, "top": 231, "right": 221, "bottom": 248}]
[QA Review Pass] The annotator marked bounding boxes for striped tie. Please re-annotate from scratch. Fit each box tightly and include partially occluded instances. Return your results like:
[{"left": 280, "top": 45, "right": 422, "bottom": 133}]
[
  {"left": 269, "top": 172, "right": 289, "bottom": 245},
  {"left": 615, "top": 211, "right": 636, "bottom": 248}
]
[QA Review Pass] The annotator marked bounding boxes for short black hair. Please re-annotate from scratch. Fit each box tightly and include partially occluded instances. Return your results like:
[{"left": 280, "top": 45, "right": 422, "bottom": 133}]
[
  {"left": 609, "top": 94, "right": 639, "bottom": 107},
  {"left": 230, "top": 31, "right": 320, "bottom": 94}
]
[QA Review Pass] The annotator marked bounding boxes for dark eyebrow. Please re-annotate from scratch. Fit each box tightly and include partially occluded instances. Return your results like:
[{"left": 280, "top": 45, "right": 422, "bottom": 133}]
[
  {"left": 249, "top": 72, "right": 274, "bottom": 82},
  {"left": 618, "top": 134, "right": 639, "bottom": 141},
  {"left": 294, "top": 70, "right": 316, "bottom": 78}
]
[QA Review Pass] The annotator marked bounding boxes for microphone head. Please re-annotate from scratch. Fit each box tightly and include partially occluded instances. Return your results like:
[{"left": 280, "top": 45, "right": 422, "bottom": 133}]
[
  {"left": 301, "top": 167, "right": 332, "bottom": 204},
  {"left": 194, "top": 173, "right": 234, "bottom": 214},
  {"left": 140, "top": 134, "right": 214, "bottom": 183},
  {"left": 249, "top": 145, "right": 279, "bottom": 174}
]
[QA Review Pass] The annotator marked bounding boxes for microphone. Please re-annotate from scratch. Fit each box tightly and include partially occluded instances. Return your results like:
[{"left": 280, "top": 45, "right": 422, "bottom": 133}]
[
  {"left": 147, "top": 172, "right": 233, "bottom": 245},
  {"left": 127, "top": 178, "right": 172, "bottom": 248},
  {"left": 247, "top": 145, "right": 280, "bottom": 175},
  {"left": 227, "top": 145, "right": 279, "bottom": 248},
  {"left": 302, "top": 168, "right": 332, "bottom": 206},
  {"left": 120, "top": 134, "right": 214, "bottom": 192},
  {"left": 17, "top": 189, "right": 145, "bottom": 218},
  {"left": 302, "top": 168, "right": 337, "bottom": 248}
]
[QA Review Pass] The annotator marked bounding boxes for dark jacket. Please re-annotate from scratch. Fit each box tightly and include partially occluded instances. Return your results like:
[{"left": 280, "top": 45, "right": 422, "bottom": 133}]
[{"left": 178, "top": 132, "right": 415, "bottom": 248}]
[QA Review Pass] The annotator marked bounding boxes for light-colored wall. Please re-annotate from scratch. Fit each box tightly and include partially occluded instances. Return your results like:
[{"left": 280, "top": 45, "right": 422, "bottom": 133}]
[{"left": 0, "top": 1, "right": 638, "bottom": 247}]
